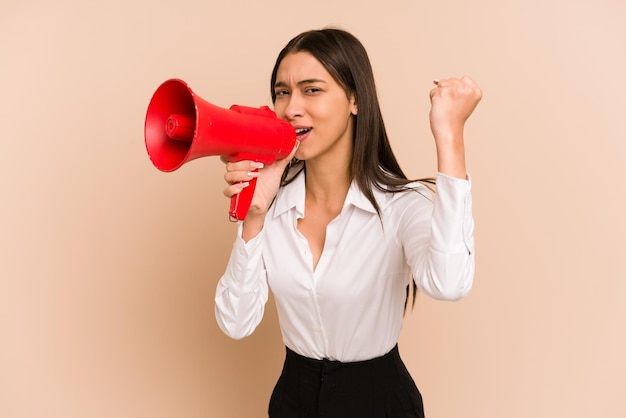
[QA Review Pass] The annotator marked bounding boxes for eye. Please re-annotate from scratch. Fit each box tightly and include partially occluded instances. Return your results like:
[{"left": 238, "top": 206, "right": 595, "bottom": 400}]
[
  {"left": 275, "top": 89, "right": 290, "bottom": 97},
  {"left": 305, "top": 87, "right": 322, "bottom": 94}
]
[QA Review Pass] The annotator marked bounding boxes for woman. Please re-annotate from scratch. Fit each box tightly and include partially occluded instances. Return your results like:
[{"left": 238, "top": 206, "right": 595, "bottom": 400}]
[{"left": 215, "top": 28, "right": 482, "bottom": 418}]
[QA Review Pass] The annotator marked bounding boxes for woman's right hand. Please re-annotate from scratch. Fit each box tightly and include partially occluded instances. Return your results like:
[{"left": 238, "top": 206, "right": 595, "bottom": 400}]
[{"left": 222, "top": 141, "right": 299, "bottom": 221}]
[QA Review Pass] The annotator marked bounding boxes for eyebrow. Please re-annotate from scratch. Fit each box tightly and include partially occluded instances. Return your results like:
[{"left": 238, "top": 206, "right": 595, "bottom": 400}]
[{"left": 274, "top": 79, "right": 327, "bottom": 89}]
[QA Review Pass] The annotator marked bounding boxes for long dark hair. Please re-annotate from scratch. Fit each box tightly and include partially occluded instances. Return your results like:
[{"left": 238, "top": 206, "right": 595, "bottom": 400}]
[{"left": 270, "top": 28, "right": 434, "bottom": 309}]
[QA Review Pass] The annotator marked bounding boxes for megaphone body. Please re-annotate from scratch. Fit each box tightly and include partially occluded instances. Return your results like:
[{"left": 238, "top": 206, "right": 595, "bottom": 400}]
[{"left": 144, "top": 78, "right": 296, "bottom": 221}]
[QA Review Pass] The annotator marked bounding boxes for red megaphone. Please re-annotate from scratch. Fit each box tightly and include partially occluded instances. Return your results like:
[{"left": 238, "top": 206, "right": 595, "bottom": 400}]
[{"left": 144, "top": 78, "right": 296, "bottom": 221}]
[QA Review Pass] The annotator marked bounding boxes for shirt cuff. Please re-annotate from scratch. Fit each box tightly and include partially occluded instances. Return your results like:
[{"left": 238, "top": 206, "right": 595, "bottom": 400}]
[{"left": 432, "top": 172, "right": 474, "bottom": 255}]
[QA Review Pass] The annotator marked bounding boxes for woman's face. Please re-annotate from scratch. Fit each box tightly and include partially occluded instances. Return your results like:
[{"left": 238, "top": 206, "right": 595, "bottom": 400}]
[{"left": 273, "top": 52, "right": 357, "bottom": 163}]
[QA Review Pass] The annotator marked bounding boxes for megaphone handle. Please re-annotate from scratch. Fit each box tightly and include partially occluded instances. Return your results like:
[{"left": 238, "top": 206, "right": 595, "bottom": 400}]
[{"left": 229, "top": 176, "right": 258, "bottom": 222}]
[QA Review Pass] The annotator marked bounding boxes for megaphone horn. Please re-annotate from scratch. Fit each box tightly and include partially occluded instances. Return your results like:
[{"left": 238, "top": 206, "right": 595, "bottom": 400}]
[{"left": 144, "top": 78, "right": 296, "bottom": 221}]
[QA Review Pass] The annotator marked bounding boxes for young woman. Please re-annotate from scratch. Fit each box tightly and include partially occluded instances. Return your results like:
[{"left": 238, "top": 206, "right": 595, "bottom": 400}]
[{"left": 215, "top": 28, "right": 482, "bottom": 418}]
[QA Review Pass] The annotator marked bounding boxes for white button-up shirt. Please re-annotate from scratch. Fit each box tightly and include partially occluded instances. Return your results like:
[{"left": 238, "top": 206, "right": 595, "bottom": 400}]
[{"left": 215, "top": 172, "right": 474, "bottom": 362}]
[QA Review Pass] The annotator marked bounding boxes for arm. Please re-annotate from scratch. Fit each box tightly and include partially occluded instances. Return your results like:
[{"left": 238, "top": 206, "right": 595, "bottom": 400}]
[
  {"left": 223, "top": 142, "right": 300, "bottom": 242},
  {"left": 400, "top": 176, "right": 475, "bottom": 300},
  {"left": 402, "top": 77, "right": 481, "bottom": 299},
  {"left": 214, "top": 223, "right": 269, "bottom": 339},
  {"left": 215, "top": 143, "right": 299, "bottom": 337},
  {"left": 429, "top": 77, "right": 482, "bottom": 179}
]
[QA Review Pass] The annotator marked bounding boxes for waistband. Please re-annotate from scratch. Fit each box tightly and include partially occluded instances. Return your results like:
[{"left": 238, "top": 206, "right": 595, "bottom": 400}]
[{"left": 285, "top": 344, "right": 400, "bottom": 368}]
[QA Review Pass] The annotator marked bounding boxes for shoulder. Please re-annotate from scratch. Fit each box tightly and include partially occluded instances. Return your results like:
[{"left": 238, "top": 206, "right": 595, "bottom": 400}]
[{"left": 379, "top": 181, "right": 434, "bottom": 207}]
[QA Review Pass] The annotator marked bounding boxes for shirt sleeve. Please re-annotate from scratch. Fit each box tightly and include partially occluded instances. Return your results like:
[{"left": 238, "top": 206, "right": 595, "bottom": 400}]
[
  {"left": 400, "top": 172, "right": 475, "bottom": 301},
  {"left": 214, "top": 223, "right": 269, "bottom": 339}
]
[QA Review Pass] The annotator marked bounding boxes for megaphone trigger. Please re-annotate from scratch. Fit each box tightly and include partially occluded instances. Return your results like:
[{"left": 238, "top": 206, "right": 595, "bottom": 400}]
[{"left": 228, "top": 176, "right": 258, "bottom": 223}]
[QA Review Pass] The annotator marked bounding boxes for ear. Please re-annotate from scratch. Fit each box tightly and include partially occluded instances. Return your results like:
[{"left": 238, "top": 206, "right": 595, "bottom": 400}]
[{"left": 349, "top": 94, "right": 358, "bottom": 116}]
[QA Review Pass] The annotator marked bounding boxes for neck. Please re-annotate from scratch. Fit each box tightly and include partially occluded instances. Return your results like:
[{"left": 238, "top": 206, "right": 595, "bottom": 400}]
[
  {"left": 307, "top": 165, "right": 350, "bottom": 199},
  {"left": 304, "top": 155, "right": 351, "bottom": 210}
]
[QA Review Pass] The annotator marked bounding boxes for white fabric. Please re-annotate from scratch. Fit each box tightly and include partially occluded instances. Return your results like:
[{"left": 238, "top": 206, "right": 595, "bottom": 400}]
[{"left": 215, "top": 171, "right": 474, "bottom": 362}]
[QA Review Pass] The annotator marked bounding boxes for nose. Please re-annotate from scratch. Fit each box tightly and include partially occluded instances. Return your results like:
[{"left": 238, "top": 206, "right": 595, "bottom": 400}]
[{"left": 282, "top": 93, "right": 303, "bottom": 121}]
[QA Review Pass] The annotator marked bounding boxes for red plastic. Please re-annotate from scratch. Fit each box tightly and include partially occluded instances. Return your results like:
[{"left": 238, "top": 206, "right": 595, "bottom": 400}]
[{"left": 144, "top": 78, "right": 296, "bottom": 221}]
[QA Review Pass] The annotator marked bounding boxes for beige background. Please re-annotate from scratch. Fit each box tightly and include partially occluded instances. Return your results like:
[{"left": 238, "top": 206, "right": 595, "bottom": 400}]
[{"left": 1, "top": 0, "right": 625, "bottom": 417}]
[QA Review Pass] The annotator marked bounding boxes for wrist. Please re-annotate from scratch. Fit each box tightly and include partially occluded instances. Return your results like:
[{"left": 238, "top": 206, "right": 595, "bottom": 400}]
[
  {"left": 435, "top": 136, "right": 467, "bottom": 179},
  {"left": 241, "top": 212, "right": 266, "bottom": 242}
]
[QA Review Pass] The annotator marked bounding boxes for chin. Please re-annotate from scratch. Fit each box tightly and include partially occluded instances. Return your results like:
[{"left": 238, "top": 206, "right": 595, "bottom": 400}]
[{"left": 293, "top": 148, "right": 306, "bottom": 161}]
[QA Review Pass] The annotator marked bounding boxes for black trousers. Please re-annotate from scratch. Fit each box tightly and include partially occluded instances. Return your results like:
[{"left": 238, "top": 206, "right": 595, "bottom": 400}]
[{"left": 268, "top": 345, "right": 425, "bottom": 418}]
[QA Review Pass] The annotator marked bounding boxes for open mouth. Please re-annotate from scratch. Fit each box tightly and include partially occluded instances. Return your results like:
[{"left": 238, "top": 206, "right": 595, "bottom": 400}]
[{"left": 295, "top": 127, "right": 312, "bottom": 137}]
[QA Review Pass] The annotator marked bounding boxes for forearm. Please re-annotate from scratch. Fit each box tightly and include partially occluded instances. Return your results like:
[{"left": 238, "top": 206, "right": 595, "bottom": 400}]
[
  {"left": 404, "top": 175, "right": 475, "bottom": 300},
  {"left": 434, "top": 128, "right": 467, "bottom": 180},
  {"left": 215, "top": 225, "right": 268, "bottom": 338},
  {"left": 429, "top": 173, "right": 474, "bottom": 299}
]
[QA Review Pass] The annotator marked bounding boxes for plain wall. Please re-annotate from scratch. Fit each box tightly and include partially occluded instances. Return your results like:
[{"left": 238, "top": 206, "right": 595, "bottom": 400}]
[{"left": 1, "top": 0, "right": 625, "bottom": 417}]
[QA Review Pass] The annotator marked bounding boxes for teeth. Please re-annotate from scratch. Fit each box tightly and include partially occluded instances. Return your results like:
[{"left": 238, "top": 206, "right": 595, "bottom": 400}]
[{"left": 296, "top": 128, "right": 311, "bottom": 134}]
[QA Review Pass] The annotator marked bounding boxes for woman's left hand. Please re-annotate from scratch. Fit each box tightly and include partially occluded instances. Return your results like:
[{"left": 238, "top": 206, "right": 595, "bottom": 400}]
[{"left": 429, "top": 76, "right": 482, "bottom": 143}]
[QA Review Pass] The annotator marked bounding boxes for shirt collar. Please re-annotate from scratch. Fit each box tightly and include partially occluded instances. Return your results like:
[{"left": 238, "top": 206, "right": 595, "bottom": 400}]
[
  {"left": 272, "top": 171, "right": 383, "bottom": 218},
  {"left": 272, "top": 171, "right": 306, "bottom": 218},
  {"left": 344, "top": 180, "right": 380, "bottom": 214}
]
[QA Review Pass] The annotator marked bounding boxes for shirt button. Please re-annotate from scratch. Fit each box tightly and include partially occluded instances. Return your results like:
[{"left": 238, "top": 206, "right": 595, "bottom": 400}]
[{"left": 235, "top": 265, "right": 242, "bottom": 272}]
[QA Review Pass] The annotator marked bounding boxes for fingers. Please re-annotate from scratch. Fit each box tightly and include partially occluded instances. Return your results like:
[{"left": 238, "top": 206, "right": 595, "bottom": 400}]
[
  {"left": 223, "top": 160, "right": 263, "bottom": 197},
  {"left": 275, "top": 140, "right": 300, "bottom": 169},
  {"left": 223, "top": 181, "right": 249, "bottom": 198},
  {"left": 220, "top": 140, "right": 300, "bottom": 199},
  {"left": 431, "top": 76, "right": 482, "bottom": 94},
  {"left": 433, "top": 77, "right": 470, "bottom": 88},
  {"left": 461, "top": 76, "right": 483, "bottom": 100},
  {"left": 430, "top": 78, "right": 458, "bottom": 96},
  {"left": 429, "top": 76, "right": 483, "bottom": 106},
  {"left": 430, "top": 78, "right": 451, "bottom": 100},
  {"left": 224, "top": 161, "right": 263, "bottom": 184},
  {"left": 429, "top": 75, "right": 482, "bottom": 135}
]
